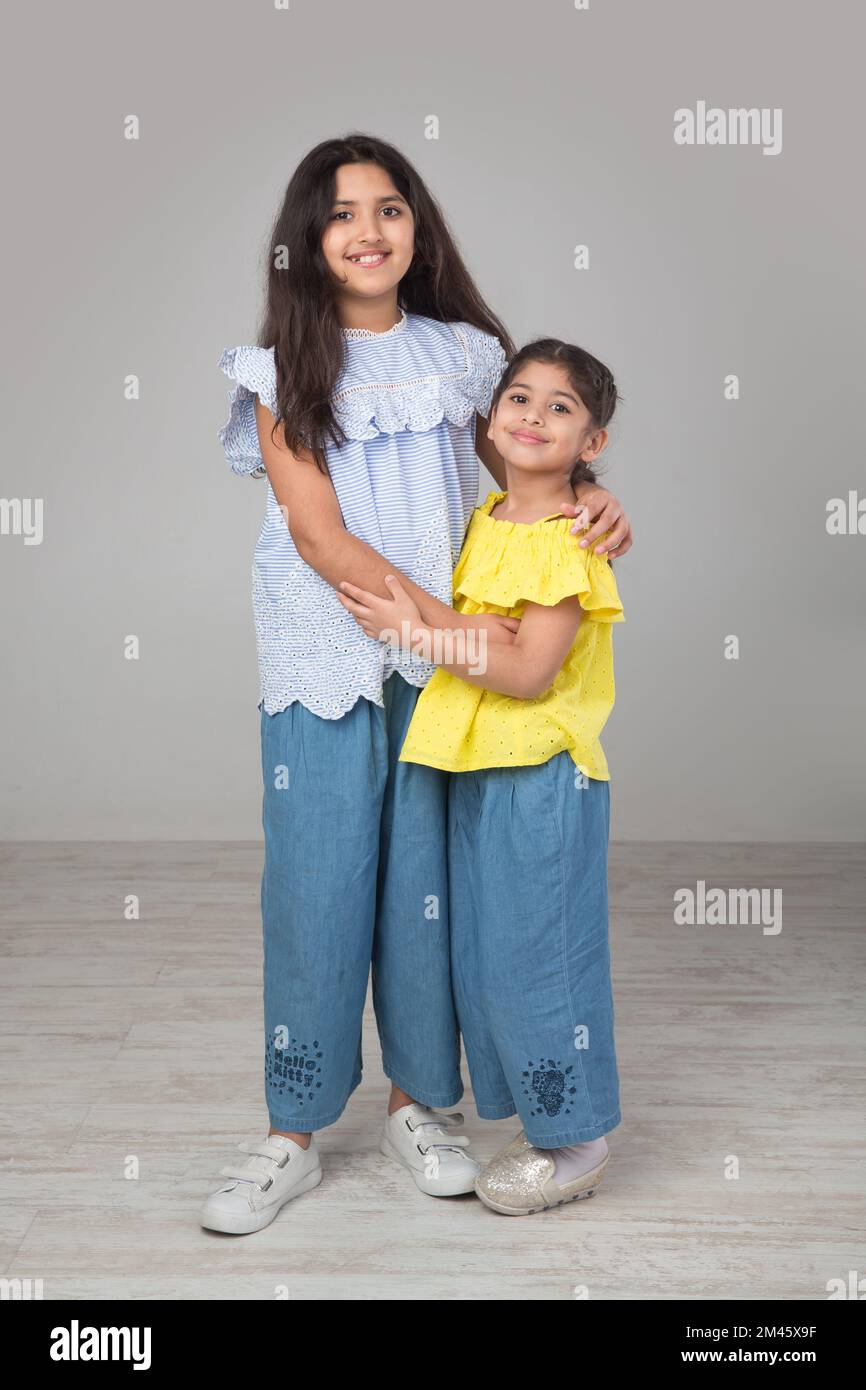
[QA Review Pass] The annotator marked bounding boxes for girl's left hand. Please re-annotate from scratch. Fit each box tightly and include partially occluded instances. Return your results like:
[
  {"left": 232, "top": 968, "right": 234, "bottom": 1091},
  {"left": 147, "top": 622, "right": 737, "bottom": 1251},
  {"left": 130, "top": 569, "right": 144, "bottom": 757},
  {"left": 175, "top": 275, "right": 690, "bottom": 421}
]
[
  {"left": 560, "top": 484, "right": 633, "bottom": 557},
  {"left": 337, "top": 575, "right": 424, "bottom": 643}
]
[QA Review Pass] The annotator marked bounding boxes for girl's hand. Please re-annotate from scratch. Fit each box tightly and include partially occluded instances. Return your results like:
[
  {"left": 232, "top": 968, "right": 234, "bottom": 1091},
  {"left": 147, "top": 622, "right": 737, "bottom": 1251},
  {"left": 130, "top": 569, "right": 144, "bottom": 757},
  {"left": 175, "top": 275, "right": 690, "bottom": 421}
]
[
  {"left": 337, "top": 575, "right": 424, "bottom": 643},
  {"left": 560, "top": 484, "right": 633, "bottom": 558}
]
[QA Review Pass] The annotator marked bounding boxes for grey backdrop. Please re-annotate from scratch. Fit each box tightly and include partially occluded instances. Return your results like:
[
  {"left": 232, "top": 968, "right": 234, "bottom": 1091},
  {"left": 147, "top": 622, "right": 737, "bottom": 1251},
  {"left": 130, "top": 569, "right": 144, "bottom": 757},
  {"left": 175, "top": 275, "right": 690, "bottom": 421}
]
[{"left": 2, "top": 0, "right": 863, "bottom": 841}]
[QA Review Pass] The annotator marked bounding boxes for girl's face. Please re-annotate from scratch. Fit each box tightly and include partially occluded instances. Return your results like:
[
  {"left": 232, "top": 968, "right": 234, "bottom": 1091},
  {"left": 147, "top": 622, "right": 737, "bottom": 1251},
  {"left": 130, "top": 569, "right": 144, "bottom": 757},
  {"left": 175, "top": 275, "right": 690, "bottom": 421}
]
[
  {"left": 488, "top": 361, "right": 607, "bottom": 479},
  {"left": 321, "top": 162, "right": 415, "bottom": 303}
]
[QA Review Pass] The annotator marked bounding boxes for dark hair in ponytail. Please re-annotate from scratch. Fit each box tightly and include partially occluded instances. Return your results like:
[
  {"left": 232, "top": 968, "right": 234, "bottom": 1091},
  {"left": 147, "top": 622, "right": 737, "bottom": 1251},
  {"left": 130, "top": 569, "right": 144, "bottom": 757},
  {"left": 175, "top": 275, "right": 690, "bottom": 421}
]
[{"left": 489, "top": 338, "right": 622, "bottom": 492}]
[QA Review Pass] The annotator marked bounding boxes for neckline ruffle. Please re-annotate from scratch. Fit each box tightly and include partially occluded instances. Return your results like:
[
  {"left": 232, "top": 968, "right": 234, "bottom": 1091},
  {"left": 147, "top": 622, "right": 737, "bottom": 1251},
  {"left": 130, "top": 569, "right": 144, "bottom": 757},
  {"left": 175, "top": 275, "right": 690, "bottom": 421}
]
[
  {"left": 453, "top": 498, "right": 623, "bottom": 617},
  {"left": 330, "top": 322, "right": 506, "bottom": 441},
  {"left": 476, "top": 489, "right": 576, "bottom": 530}
]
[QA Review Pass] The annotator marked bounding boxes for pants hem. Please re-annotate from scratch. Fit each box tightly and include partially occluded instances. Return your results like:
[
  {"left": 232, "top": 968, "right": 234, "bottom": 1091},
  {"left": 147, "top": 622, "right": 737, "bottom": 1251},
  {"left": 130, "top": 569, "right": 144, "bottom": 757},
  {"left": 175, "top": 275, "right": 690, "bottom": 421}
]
[
  {"left": 475, "top": 1097, "right": 519, "bottom": 1120},
  {"left": 383, "top": 1062, "right": 464, "bottom": 1109},
  {"left": 267, "top": 1068, "right": 363, "bottom": 1134},
  {"left": 525, "top": 1107, "right": 622, "bottom": 1148}
]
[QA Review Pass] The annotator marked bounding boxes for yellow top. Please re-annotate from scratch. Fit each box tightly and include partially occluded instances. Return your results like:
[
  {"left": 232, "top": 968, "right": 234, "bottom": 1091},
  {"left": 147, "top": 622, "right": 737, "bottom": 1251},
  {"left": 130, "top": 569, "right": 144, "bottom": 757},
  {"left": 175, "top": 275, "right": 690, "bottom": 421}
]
[{"left": 398, "top": 490, "right": 625, "bottom": 778}]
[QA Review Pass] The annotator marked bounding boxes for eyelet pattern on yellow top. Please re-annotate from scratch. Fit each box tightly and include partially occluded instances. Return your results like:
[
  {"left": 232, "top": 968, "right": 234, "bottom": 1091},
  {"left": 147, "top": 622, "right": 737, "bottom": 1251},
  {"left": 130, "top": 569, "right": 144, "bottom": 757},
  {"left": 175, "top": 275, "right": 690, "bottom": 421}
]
[{"left": 398, "top": 490, "right": 625, "bottom": 778}]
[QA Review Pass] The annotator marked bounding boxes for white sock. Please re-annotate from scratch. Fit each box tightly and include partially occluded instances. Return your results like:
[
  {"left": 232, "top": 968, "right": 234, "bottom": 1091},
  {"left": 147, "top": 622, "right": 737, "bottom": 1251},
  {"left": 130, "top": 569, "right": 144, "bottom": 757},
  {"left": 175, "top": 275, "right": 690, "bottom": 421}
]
[{"left": 549, "top": 1136, "right": 609, "bottom": 1183}]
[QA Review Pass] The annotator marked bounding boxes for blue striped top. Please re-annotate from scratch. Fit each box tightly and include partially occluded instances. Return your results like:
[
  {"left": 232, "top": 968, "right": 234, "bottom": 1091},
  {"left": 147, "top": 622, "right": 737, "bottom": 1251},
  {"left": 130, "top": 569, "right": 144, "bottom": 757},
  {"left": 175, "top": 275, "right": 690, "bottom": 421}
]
[{"left": 217, "top": 309, "right": 508, "bottom": 719}]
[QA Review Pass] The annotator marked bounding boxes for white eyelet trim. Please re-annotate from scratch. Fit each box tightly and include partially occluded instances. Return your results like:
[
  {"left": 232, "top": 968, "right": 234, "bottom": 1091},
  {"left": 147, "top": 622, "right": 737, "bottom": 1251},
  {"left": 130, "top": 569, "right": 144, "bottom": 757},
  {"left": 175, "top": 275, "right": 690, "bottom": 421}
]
[{"left": 342, "top": 307, "right": 408, "bottom": 340}]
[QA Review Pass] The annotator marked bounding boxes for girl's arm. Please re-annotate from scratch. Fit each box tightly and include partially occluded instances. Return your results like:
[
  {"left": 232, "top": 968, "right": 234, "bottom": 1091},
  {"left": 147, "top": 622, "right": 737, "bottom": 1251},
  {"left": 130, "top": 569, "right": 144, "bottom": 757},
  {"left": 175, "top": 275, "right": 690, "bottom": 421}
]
[
  {"left": 255, "top": 399, "right": 518, "bottom": 643},
  {"left": 474, "top": 414, "right": 633, "bottom": 558},
  {"left": 337, "top": 573, "right": 583, "bottom": 701}
]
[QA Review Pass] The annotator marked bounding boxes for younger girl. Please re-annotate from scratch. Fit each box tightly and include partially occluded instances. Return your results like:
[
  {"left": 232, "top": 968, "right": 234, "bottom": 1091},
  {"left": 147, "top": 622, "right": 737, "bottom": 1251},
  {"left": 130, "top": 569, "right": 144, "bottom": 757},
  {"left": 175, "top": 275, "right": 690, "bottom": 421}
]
[{"left": 337, "top": 339, "right": 625, "bottom": 1216}]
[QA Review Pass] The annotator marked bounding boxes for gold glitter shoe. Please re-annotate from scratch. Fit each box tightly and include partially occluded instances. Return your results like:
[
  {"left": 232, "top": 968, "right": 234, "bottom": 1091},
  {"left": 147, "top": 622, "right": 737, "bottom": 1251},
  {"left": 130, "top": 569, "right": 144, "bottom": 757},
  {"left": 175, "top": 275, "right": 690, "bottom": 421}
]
[{"left": 474, "top": 1129, "right": 608, "bottom": 1215}]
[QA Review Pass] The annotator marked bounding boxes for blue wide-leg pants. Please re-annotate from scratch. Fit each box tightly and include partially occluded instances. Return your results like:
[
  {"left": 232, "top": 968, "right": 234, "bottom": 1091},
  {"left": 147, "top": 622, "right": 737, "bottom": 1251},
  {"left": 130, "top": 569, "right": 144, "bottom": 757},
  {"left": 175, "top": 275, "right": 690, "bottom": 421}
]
[
  {"left": 260, "top": 672, "right": 462, "bottom": 1132},
  {"left": 447, "top": 751, "right": 622, "bottom": 1148}
]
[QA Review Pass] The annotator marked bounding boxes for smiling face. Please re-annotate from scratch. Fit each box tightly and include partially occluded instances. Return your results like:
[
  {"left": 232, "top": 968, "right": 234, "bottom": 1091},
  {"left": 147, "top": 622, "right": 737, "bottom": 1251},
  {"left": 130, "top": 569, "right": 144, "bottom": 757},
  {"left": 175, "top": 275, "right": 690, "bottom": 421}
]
[
  {"left": 320, "top": 161, "right": 415, "bottom": 306},
  {"left": 489, "top": 359, "right": 608, "bottom": 479}
]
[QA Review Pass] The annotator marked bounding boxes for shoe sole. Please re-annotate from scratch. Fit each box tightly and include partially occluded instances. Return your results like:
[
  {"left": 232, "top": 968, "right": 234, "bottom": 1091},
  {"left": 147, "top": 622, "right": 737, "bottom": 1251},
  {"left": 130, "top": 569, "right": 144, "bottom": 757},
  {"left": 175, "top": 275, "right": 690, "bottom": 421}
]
[
  {"left": 200, "top": 1163, "right": 323, "bottom": 1234},
  {"left": 379, "top": 1132, "right": 478, "bottom": 1197},
  {"left": 474, "top": 1159, "right": 607, "bottom": 1216}
]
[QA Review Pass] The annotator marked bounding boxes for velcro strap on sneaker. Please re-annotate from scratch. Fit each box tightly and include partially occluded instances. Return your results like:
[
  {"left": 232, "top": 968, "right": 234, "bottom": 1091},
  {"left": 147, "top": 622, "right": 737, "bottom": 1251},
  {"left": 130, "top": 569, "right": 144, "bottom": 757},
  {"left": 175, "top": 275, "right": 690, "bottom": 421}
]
[
  {"left": 419, "top": 1135, "right": 471, "bottom": 1154},
  {"left": 219, "top": 1164, "right": 261, "bottom": 1184},
  {"left": 239, "top": 1139, "right": 294, "bottom": 1163},
  {"left": 406, "top": 1109, "right": 464, "bottom": 1132}
]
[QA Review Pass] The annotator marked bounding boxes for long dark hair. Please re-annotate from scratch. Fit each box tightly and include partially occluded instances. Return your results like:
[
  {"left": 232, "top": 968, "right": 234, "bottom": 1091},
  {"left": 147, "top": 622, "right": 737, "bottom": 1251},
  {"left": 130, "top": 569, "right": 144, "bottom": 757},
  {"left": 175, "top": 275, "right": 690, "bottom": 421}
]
[
  {"left": 256, "top": 132, "right": 516, "bottom": 473},
  {"left": 489, "top": 338, "right": 622, "bottom": 494}
]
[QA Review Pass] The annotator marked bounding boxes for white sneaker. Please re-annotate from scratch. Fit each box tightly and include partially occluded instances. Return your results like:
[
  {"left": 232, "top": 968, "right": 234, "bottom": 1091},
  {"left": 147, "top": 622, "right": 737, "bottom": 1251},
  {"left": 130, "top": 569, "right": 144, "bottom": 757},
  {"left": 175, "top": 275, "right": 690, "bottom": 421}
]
[
  {"left": 380, "top": 1102, "right": 480, "bottom": 1196},
  {"left": 200, "top": 1133, "right": 322, "bottom": 1234}
]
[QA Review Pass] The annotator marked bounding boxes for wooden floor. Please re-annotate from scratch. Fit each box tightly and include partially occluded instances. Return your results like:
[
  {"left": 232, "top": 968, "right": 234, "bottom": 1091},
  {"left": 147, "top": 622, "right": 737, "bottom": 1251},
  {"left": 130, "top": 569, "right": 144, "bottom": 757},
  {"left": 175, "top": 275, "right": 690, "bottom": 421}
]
[{"left": 1, "top": 841, "right": 863, "bottom": 1301}]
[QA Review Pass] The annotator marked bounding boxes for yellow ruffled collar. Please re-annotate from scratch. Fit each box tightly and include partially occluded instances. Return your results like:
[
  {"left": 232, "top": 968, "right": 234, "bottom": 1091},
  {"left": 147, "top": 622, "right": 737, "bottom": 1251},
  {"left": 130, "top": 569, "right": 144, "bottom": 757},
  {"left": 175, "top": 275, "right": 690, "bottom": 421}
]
[{"left": 475, "top": 489, "right": 578, "bottom": 531}]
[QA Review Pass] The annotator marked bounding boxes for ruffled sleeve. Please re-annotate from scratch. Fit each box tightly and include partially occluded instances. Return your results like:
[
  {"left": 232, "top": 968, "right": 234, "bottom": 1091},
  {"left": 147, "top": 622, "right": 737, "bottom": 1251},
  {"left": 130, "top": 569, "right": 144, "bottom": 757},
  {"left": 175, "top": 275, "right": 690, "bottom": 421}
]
[
  {"left": 450, "top": 322, "right": 509, "bottom": 419},
  {"left": 453, "top": 516, "right": 625, "bottom": 622},
  {"left": 217, "top": 346, "right": 278, "bottom": 477}
]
